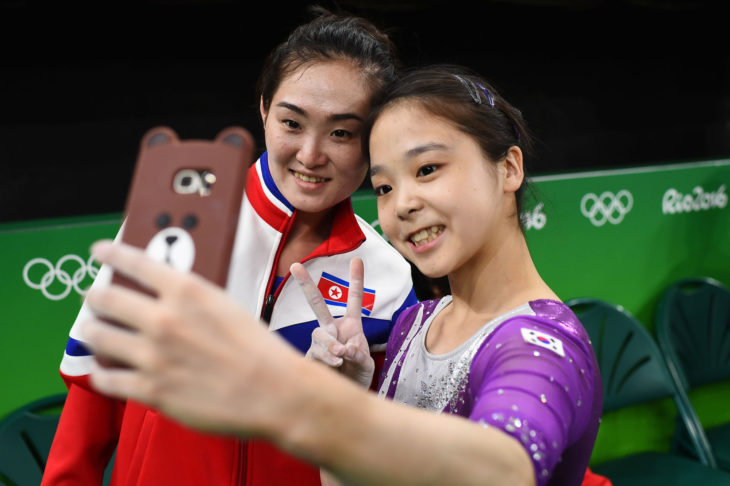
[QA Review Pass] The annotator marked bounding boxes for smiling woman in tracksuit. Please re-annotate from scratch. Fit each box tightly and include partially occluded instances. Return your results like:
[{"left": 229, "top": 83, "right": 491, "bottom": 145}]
[{"left": 42, "top": 8, "right": 416, "bottom": 485}]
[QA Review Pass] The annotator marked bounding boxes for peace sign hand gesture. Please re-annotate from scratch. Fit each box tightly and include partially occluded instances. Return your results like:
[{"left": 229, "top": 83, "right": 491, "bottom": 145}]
[{"left": 290, "top": 258, "right": 374, "bottom": 389}]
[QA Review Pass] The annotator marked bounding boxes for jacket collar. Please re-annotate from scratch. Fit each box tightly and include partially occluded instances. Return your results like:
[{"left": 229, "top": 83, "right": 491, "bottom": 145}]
[{"left": 246, "top": 152, "right": 366, "bottom": 256}]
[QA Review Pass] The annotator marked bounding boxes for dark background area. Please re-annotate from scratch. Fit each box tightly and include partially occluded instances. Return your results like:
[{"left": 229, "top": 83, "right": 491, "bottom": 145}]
[{"left": 1, "top": 0, "right": 728, "bottom": 223}]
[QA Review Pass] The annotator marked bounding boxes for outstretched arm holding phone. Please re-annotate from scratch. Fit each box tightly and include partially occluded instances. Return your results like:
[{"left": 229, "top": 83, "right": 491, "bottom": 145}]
[{"left": 84, "top": 240, "right": 535, "bottom": 486}]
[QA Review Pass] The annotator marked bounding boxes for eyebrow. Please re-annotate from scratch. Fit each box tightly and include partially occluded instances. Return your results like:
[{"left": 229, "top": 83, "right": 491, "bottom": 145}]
[
  {"left": 370, "top": 143, "right": 450, "bottom": 177},
  {"left": 275, "top": 101, "right": 363, "bottom": 122},
  {"left": 405, "top": 143, "right": 449, "bottom": 158},
  {"left": 369, "top": 165, "right": 383, "bottom": 177}
]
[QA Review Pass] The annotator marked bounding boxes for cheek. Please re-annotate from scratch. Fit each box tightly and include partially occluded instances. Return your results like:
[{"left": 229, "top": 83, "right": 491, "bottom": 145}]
[
  {"left": 265, "top": 130, "right": 296, "bottom": 160},
  {"left": 335, "top": 146, "right": 368, "bottom": 181},
  {"left": 376, "top": 199, "right": 398, "bottom": 240},
  {"left": 336, "top": 144, "right": 366, "bottom": 170}
]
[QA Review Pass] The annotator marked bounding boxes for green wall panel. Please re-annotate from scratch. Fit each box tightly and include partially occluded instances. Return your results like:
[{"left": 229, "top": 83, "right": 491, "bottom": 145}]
[
  {"left": 2, "top": 159, "right": 728, "bottom": 466},
  {"left": 1, "top": 215, "right": 121, "bottom": 417}
]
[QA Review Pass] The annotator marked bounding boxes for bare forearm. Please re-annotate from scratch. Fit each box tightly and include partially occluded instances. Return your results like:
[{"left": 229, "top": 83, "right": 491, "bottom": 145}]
[
  {"left": 82, "top": 242, "right": 535, "bottom": 485},
  {"left": 261, "top": 359, "right": 535, "bottom": 486}
]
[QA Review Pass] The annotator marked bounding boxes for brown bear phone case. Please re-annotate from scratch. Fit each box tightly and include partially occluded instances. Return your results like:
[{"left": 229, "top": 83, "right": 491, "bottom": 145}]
[
  {"left": 114, "top": 126, "right": 254, "bottom": 290},
  {"left": 99, "top": 126, "right": 254, "bottom": 366}
]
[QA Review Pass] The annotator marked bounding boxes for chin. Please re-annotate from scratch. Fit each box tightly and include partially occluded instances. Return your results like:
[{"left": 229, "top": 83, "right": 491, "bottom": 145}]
[
  {"left": 289, "top": 195, "right": 336, "bottom": 214},
  {"left": 423, "top": 269, "right": 449, "bottom": 279},
  {"left": 411, "top": 261, "right": 449, "bottom": 280}
]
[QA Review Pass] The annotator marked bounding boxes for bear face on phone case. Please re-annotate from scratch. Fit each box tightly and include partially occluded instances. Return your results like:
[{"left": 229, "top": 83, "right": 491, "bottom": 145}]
[{"left": 115, "top": 125, "right": 254, "bottom": 292}]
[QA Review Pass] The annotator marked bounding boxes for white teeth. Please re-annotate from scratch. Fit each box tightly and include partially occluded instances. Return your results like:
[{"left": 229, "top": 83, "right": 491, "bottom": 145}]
[
  {"left": 410, "top": 226, "right": 443, "bottom": 246},
  {"left": 293, "top": 171, "right": 326, "bottom": 183}
]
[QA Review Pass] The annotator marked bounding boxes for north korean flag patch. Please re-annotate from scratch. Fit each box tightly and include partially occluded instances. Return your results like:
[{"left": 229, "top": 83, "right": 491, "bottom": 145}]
[
  {"left": 521, "top": 328, "right": 565, "bottom": 357},
  {"left": 317, "top": 272, "right": 376, "bottom": 316}
]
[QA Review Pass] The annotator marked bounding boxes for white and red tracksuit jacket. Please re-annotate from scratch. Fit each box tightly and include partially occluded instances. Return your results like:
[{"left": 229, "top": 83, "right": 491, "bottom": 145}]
[{"left": 43, "top": 152, "right": 417, "bottom": 485}]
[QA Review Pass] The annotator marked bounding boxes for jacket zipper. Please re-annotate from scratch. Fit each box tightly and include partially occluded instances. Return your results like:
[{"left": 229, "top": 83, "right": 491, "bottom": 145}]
[
  {"left": 238, "top": 210, "right": 297, "bottom": 484},
  {"left": 259, "top": 209, "right": 299, "bottom": 324},
  {"left": 262, "top": 294, "right": 276, "bottom": 323},
  {"left": 238, "top": 204, "right": 367, "bottom": 482}
]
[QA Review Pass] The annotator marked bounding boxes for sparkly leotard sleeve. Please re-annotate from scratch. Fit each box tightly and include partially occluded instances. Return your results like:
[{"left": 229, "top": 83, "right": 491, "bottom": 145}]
[{"left": 378, "top": 297, "right": 602, "bottom": 486}]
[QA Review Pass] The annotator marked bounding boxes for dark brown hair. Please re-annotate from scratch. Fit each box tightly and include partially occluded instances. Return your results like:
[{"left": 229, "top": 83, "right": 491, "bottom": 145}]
[
  {"left": 363, "top": 64, "right": 535, "bottom": 220},
  {"left": 256, "top": 6, "right": 400, "bottom": 113}
]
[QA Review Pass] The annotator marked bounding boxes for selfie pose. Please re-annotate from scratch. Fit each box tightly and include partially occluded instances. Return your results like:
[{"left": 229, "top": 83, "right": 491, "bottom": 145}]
[
  {"left": 81, "top": 64, "right": 602, "bottom": 486},
  {"left": 43, "top": 9, "right": 415, "bottom": 485},
  {"left": 303, "top": 64, "right": 602, "bottom": 485}
]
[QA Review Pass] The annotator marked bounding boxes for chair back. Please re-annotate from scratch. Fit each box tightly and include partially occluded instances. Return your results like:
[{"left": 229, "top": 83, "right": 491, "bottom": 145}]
[
  {"left": 655, "top": 277, "right": 730, "bottom": 390},
  {"left": 0, "top": 394, "right": 66, "bottom": 486},
  {"left": 567, "top": 298, "right": 716, "bottom": 467}
]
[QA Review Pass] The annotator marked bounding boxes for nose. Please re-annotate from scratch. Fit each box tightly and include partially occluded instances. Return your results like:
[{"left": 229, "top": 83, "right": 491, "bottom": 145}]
[
  {"left": 297, "top": 135, "right": 328, "bottom": 168},
  {"left": 394, "top": 184, "right": 423, "bottom": 221}
]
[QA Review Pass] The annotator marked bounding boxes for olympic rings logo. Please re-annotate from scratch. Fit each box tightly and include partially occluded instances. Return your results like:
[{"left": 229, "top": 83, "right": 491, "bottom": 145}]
[
  {"left": 23, "top": 254, "right": 100, "bottom": 301},
  {"left": 580, "top": 190, "right": 634, "bottom": 227}
]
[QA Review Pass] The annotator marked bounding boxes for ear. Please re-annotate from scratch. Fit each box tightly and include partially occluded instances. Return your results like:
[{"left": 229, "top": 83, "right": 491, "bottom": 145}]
[
  {"left": 142, "top": 126, "right": 178, "bottom": 149},
  {"left": 215, "top": 126, "right": 255, "bottom": 149},
  {"left": 259, "top": 96, "right": 268, "bottom": 126},
  {"left": 502, "top": 146, "right": 524, "bottom": 194},
  {"left": 215, "top": 126, "right": 256, "bottom": 164}
]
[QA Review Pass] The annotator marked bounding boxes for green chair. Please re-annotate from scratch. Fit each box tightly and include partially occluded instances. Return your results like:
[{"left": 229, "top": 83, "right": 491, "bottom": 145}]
[
  {"left": 655, "top": 277, "right": 730, "bottom": 471},
  {"left": 0, "top": 394, "right": 66, "bottom": 486},
  {"left": 566, "top": 298, "right": 730, "bottom": 485}
]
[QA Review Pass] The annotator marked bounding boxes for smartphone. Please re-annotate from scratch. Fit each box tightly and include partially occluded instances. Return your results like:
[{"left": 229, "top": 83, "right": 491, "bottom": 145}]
[{"left": 98, "top": 126, "right": 254, "bottom": 366}]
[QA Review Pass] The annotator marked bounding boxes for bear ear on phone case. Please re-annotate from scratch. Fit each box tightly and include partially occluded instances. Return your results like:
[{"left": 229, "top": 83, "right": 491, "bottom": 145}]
[{"left": 117, "top": 126, "right": 255, "bottom": 292}]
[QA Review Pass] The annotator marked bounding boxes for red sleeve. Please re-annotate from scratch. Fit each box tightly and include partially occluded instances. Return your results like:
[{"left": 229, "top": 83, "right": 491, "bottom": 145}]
[{"left": 41, "top": 382, "right": 125, "bottom": 485}]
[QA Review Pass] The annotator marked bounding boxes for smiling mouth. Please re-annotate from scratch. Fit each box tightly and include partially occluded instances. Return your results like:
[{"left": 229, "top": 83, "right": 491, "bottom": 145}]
[
  {"left": 409, "top": 226, "right": 444, "bottom": 246},
  {"left": 291, "top": 170, "right": 328, "bottom": 183}
]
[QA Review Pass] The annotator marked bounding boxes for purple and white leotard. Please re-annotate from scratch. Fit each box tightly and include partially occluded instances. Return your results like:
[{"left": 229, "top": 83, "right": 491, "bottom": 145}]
[{"left": 378, "top": 297, "right": 602, "bottom": 486}]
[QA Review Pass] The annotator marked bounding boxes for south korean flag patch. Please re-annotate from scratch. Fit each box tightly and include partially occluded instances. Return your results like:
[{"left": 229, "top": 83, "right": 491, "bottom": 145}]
[{"left": 521, "top": 328, "right": 565, "bottom": 357}]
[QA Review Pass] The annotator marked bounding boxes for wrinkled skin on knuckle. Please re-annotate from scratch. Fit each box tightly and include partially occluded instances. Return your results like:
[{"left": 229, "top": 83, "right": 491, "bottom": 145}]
[
  {"left": 311, "top": 329, "right": 331, "bottom": 351},
  {"left": 311, "top": 327, "right": 326, "bottom": 342},
  {"left": 327, "top": 341, "right": 341, "bottom": 356},
  {"left": 172, "top": 275, "right": 206, "bottom": 304},
  {"left": 308, "top": 345, "right": 329, "bottom": 365},
  {"left": 149, "top": 307, "right": 181, "bottom": 342},
  {"left": 125, "top": 254, "right": 149, "bottom": 283},
  {"left": 137, "top": 342, "right": 166, "bottom": 375}
]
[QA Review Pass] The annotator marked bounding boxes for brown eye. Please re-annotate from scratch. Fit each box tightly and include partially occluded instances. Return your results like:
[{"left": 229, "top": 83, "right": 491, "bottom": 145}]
[
  {"left": 417, "top": 165, "right": 437, "bottom": 177},
  {"left": 374, "top": 185, "right": 392, "bottom": 196},
  {"left": 331, "top": 129, "right": 351, "bottom": 138}
]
